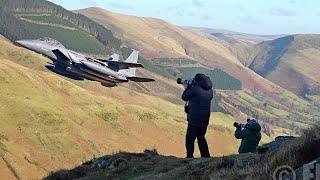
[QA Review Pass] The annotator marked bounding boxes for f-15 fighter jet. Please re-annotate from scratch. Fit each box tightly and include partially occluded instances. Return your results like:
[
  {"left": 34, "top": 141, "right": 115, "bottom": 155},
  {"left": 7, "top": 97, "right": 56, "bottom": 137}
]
[{"left": 16, "top": 37, "right": 155, "bottom": 87}]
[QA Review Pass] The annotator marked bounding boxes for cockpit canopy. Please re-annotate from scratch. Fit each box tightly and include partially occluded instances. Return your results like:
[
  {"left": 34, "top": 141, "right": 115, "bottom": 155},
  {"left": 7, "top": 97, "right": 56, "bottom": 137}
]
[{"left": 38, "top": 37, "right": 65, "bottom": 48}]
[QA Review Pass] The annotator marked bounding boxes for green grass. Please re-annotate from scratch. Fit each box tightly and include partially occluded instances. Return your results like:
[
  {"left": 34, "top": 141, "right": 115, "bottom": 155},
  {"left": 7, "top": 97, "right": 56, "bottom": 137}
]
[
  {"left": 308, "top": 95, "right": 320, "bottom": 106},
  {"left": 236, "top": 91, "right": 261, "bottom": 104},
  {"left": 139, "top": 58, "right": 242, "bottom": 91},
  {"left": 139, "top": 59, "right": 176, "bottom": 79},
  {"left": 179, "top": 67, "right": 242, "bottom": 90},
  {"left": 20, "top": 20, "right": 110, "bottom": 55}
]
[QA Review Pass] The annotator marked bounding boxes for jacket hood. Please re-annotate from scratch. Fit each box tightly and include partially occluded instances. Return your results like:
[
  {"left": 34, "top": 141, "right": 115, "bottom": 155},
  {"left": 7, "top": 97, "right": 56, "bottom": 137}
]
[
  {"left": 247, "top": 120, "right": 261, "bottom": 132},
  {"left": 198, "top": 76, "right": 213, "bottom": 90}
]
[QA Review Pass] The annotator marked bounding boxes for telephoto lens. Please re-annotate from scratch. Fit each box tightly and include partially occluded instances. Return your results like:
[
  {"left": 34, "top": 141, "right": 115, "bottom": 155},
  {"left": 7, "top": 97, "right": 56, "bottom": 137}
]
[{"left": 177, "top": 78, "right": 183, "bottom": 84}]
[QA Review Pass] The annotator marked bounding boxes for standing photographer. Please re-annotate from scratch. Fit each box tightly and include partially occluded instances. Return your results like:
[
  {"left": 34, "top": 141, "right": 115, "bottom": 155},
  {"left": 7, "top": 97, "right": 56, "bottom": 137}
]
[
  {"left": 181, "top": 73, "right": 213, "bottom": 158},
  {"left": 234, "top": 119, "right": 261, "bottom": 154}
]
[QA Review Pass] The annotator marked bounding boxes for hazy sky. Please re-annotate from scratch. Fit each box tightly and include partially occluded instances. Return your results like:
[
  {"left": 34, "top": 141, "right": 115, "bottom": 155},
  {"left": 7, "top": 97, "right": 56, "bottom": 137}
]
[{"left": 48, "top": 0, "right": 320, "bottom": 35}]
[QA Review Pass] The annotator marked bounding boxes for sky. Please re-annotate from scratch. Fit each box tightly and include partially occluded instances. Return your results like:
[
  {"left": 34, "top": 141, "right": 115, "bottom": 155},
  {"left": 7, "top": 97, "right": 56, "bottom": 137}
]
[{"left": 48, "top": 0, "right": 320, "bottom": 35}]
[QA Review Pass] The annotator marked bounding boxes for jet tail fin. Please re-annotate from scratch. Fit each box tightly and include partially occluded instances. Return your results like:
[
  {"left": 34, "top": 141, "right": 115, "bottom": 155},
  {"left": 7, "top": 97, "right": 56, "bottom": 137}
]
[
  {"left": 125, "top": 50, "right": 139, "bottom": 63},
  {"left": 120, "top": 50, "right": 139, "bottom": 76}
]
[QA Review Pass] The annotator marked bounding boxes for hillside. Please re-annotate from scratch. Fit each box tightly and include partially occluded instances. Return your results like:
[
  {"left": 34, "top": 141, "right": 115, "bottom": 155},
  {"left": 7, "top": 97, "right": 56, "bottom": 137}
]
[
  {"left": 75, "top": 7, "right": 281, "bottom": 93},
  {"left": 249, "top": 35, "right": 320, "bottom": 96},
  {"left": 0, "top": 0, "right": 121, "bottom": 55},
  {"left": 182, "top": 27, "right": 285, "bottom": 67},
  {"left": 47, "top": 126, "right": 320, "bottom": 180},
  {"left": 75, "top": 7, "right": 320, "bottom": 136},
  {"left": 0, "top": 35, "right": 243, "bottom": 179}
]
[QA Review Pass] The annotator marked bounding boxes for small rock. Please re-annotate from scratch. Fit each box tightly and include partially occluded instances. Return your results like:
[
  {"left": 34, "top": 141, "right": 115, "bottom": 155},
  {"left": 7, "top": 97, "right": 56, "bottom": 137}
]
[{"left": 258, "top": 136, "right": 296, "bottom": 154}]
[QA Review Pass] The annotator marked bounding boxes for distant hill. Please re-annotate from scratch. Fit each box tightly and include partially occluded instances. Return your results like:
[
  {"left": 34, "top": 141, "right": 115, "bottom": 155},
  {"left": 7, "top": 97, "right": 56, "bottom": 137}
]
[
  {"left": 185, "top": 27, "right": 285, "bottom": 44},
  {"left": 75, "top": 7, "right": 280, "bottom": 94},
  {"left": 191, "top": 26, "right": 320, "bottom": 97},
  {"left": 249, "top": 34, "right": 320, "bottom": 96}
]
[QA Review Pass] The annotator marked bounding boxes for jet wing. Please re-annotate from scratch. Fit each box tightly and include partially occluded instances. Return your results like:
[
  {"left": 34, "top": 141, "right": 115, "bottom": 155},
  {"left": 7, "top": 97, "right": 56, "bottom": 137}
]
[
  {"left": 107, "top": 61, "right": 144, "bottom": 70},
  {"left": 127, "top": 77, "right": 155, "bottom": 82},
  {"left": 52, "top": 49, "right": 71, "bottom": 63}
]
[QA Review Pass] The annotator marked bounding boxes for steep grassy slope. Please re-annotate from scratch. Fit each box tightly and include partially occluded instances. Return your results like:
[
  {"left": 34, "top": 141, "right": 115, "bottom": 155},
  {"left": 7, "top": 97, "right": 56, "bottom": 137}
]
[
  {"left": 75, "top": 7, "right": 281, "bottom": 94},
  {"left": 0, "top": 36, "right": 241, "bottom": 179},
  {"left": 249, "top": 35, "right": 320, "bottom": 96}
]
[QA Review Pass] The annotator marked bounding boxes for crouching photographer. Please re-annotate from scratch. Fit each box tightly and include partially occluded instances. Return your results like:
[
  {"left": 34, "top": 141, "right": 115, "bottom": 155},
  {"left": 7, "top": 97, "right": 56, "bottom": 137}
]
[
  {"left": 234, "top": 119, "right": 262, "bottom": 154},
  {"left": 179, "top": 73, "right": 214, "bottom": 158}
]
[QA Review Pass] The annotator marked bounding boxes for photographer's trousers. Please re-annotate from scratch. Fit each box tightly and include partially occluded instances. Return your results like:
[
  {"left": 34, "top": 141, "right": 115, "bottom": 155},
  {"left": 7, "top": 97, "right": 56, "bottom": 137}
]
[{"left": 186, "top": 124, "right": 210, "bottom": 158}]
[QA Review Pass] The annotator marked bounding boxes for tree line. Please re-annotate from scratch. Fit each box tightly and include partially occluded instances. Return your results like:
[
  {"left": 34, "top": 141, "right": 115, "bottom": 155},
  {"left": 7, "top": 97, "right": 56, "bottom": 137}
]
[{"left": 0, "top": 0, "right": 121, "bottom": 49}]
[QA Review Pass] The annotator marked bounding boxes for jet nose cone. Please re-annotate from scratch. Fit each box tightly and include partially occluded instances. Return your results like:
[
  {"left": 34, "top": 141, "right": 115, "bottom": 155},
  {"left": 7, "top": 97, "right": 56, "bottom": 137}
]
[
  {"left": 16, "top": 40, "right": 30, "bottom": 47},
  {"left": 16, "top": 40, "right": 39, "bottom": 51}
]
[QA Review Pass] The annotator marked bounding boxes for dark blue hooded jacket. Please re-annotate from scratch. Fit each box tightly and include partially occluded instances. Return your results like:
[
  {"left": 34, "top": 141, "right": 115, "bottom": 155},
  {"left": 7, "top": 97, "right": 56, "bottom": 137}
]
[{"left": 182, "top": 76, "right": 214, "bottom": 127}]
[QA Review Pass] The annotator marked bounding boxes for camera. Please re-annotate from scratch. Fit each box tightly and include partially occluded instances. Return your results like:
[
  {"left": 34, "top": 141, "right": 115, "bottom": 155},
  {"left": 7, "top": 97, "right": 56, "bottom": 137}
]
[
  {"left": 177, "top": 78, "right": 196, "bottom": 86},
  {"left": 233, "top": 122, "right": 246, "bottom": 128}
]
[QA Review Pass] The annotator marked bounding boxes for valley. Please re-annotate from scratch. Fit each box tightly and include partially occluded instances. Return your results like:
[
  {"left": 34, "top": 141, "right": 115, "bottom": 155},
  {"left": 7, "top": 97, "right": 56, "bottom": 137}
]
[{"left": 76, "top": 7, "right": 320, "bottom": 135}]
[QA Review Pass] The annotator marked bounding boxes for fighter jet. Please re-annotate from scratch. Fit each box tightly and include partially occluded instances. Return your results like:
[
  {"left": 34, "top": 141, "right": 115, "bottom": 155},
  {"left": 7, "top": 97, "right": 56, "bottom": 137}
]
[{"left": 16, "top": 37, "right": 155, "bottom": 87}]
